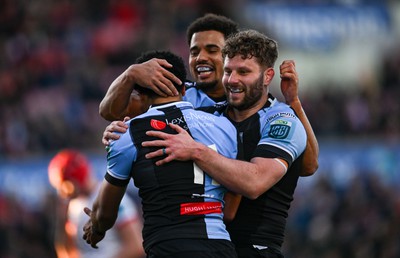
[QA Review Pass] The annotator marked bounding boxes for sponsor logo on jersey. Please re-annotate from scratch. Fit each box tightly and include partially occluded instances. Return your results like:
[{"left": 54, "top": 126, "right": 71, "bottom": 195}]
[
  {"left": 180, "top": 202, "right": 222, "bottom": 215},
  {"left": 266, "top": 112, "right": 296, "bottom": 123},
  {"left": 268, "top": 120, "right": 291, "bottom": 139},
  {"left": 150, "top": 119, "right": 166, "bottom": 130}
]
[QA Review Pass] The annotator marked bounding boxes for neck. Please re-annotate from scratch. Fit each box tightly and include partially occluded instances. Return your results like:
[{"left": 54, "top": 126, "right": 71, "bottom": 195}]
[
  {"left": 150, "top": 95, "right": 182, "bottom": 107},
  {"left": 227, "top": 93, "right": 269, "bottom": 122}
]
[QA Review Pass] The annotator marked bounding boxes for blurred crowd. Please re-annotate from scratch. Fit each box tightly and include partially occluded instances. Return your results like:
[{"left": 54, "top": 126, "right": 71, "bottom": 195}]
[
  {"left": 0, "top": 0, "right": 399, "bottom": 257},
  {"left": 1, "top": 170, "right": 399, "bottom": 258},
  {"left": 1, "top": 0, "right": 399, "bottom": 159}
]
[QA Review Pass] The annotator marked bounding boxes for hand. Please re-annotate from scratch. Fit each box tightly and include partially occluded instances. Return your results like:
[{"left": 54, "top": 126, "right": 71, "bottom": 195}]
[
  {"left": 130, "top": 58, "right": 182, "bottom": 97},
  {"left": 82, "top": 207, "right": 105, "bottom": 249},
  {"left": 142, "top": 123, "right": 198, "bottom": 166},
  {"left": 102, "top": 117, "right": 130, "bottom": 146},
  {"left": 280, "top": 60, "right": 299, "bottom": 105}
]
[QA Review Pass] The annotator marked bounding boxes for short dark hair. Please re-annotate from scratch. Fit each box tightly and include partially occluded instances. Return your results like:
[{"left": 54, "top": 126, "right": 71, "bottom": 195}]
[
  {"left": 135, "top": 50, "right": 187, "bottom": 96},
  {"left": 222, "top": 30, "right": 278, "bottom": 68},
  {"left": 186, "top": 13, "right": 239, "bottom": 46}
]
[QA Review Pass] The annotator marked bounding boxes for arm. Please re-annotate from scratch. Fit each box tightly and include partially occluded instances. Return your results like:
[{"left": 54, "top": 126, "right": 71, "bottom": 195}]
[
  {"left": 83, "top": 180, "right": 127, "bottom": 248},
  {"left": 99, "top": 58, "right": 182, "bottom": 121},
  {"left": 143, "top": 124, "right": 287, "bottom": 199},
  {"left": 280, "top": 60, "right": 319, "bottom": 176},
  {"left": 223, "top": 192, "right": 242, "bottom": 223},
  {"left": 54, "top": 199, "right": 79, "bottom": 258}
]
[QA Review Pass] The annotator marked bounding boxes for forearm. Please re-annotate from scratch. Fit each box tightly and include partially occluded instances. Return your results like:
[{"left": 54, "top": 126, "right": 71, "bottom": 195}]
[
  {"left": 99, "top": 68, "right": 136, "bottom": 121},
  {"left": 191, "top": 143, "right": 279, "bottom": 199},
  {"left": 91, "top": 201, "right": 117, "bottom": 234},
  {"left": 289, "top": 98, "right": 319, "bottom": 176},
  {"left": 92, "top": 181, "right": 126, "bottom": 234}
]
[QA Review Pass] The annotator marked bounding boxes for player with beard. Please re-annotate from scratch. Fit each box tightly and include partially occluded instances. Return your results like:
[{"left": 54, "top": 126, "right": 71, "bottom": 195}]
[
  {"left": 142, "top": 30, "right": 308, "bottom": 258},
  {"left": 83, "top": 50, "right": 238, "bottom": 258},
  {"left": 99, "top": 13, "right": 318, "bottom": 178}
]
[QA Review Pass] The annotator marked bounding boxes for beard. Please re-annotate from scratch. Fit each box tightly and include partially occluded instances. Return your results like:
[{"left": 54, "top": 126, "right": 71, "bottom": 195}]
[
  {"left": 228, "top": 73, "right": 265, "bottom": 111},
  {"left": 196, "top": 80, "right": 219, "bottom": 92}
]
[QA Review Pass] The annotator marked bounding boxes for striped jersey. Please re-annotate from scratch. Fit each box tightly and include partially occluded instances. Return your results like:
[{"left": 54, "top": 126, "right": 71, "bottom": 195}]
[{"left": 105, "top": 101, "right": 237, "bottom": 252}]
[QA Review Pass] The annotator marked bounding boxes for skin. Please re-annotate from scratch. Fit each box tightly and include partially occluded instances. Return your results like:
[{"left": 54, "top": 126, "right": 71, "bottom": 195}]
[
  {"left": 84, "top": 89, "right": 185, "bottom": 252},
  {"left": 101, "top": 59, "right": 319, "bottom": 176},
  {"left": 189, "top": 30, "right": 227, "bottom": 99},
  {"left": 53, "top": 177, "right": 145, "bottom": 258},
  {"left": 99, "top": 58, "right": 181, "bottom": 121},
  {"left": 141, "top": 55, "right": 291, "bottom": 199}
]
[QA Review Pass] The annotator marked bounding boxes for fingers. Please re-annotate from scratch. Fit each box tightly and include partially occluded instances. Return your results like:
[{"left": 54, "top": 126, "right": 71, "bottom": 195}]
[
  {"left": 143, "top": 130, "right": 170, "bottom": 142},
  {"left": 169, "top": 123, "right": 185, "bottom": 133},
  {"left": 151, "top": 59, "right": 181, "bottom": 96},
  {"left": 280, "top": 61, "right": 297, "bottom": 80},
  {"left": 102, "top": 121, "right": 128, "bottom": 145},
  {"left": 145, "top": 148, "right": 164, "bottom": 159},
  {"left": 83, "top": 207, "right": 92, "bottom": 217}
]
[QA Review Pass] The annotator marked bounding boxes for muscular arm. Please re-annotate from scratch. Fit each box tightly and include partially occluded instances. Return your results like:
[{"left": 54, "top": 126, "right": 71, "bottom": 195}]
[
  {"left": 83, "top": 180, "right": 127, "bottom": 248},
  {"left": 143, "top": 124, "right": 287, "bottom": 200},
  {"left": 99, "top": 58, "right": 182, "bottom": 121},
  {"left": 280, "top": 60, "right": 319, "bottom": 176}
]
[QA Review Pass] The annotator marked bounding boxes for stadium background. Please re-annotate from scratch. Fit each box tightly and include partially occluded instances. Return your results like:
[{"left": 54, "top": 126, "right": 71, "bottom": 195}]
[{"left": 0, "top": 0, "right": 399, "bottom": 257}]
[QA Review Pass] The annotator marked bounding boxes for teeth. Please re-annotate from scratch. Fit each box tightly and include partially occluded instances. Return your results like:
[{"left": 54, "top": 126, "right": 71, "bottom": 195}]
[
  {"left": 197, "top": 66, "right": 212, "bottom": 72},
  {"left": 230, "top": 88, "right": 244, "bottom": 93}
]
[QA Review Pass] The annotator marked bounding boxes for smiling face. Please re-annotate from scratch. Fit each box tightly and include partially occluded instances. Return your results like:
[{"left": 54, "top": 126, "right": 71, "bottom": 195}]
[
  {"left": 189, "top": 30, "right": 226, "bottom": 96},
  {"left": 223, "top": 55, "right": 274, "bottom": 112}
]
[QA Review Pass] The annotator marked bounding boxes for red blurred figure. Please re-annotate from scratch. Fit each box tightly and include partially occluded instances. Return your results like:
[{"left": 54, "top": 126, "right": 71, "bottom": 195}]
[{"left": 48, "top": 149, "right": 145, "bottom": 258}]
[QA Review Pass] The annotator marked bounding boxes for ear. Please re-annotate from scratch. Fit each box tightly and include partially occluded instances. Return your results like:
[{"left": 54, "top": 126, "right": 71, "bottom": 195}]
[{"left": 264, "top": 68, "right": 275, "bottom": 86}]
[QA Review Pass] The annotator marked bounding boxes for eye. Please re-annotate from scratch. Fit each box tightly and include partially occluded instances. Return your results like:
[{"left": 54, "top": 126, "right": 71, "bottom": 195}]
[
  {"left": 190, "top": 49, "right": 199, "bottom": 57},
  {"left": 224, "top": 70, "right": 231, "bottom": 76}
]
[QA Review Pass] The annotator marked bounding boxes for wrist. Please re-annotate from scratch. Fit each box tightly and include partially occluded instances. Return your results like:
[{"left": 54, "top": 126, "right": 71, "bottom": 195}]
[
  {"left": 287, "top": 97, "right": 301, "bottom": 108},
  {"left": 191, "top": 142, "right": 208, "bottom": 162},
  {"left": 92, "top": 226, "right": 106, "bottom": 237}
]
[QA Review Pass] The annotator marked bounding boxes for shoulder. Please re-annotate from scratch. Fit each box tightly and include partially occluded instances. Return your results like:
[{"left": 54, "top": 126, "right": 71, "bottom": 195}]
[{"left": 185, "top": 80, "right": 196, "bottom": 89}]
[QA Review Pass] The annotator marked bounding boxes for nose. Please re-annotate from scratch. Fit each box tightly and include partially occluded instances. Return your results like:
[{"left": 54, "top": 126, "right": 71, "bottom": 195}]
[
  {"left": 226, "top": 71, "right": 239, "bottom": 84},
  {"left": 196, "top": 50, "right": 208, "bottom": 62}
]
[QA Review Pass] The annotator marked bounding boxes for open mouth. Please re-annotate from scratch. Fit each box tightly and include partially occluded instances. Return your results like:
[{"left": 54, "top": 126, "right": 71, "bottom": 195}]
[
  {"left": 227, "top": 87, "right": 244, "bottom": 93},
  {"left": 196, "top": 66, "right": 214, "bottom": 74}
]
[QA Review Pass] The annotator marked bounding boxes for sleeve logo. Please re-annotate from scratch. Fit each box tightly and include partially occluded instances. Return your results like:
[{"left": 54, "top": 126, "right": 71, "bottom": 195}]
[{"left": 268, "top": 120, "right": 291, "bottom": 139}]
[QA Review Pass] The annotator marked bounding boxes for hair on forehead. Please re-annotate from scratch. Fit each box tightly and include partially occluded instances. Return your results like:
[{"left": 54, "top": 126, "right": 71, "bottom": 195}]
[
  {"left": 186, "top": 13, "right": 239, "bottom": 45},
  {"left": 222, "top": 29, "right": 278, "bottom": 68}
]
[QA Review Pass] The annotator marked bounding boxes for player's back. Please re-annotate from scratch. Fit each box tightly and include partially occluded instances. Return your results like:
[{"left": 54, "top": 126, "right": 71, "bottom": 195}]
[{"left": 128, "top": 101, "right": 237, "bottom": 251}]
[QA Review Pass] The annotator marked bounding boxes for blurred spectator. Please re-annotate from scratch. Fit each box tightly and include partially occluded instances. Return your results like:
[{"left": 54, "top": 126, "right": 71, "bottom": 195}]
[{"left": 48, "top": 149, "right": 145, "bottom": 258}]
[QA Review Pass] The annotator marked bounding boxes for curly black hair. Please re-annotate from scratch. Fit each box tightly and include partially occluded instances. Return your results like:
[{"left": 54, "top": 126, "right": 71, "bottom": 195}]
[
  {"left": 186, "top": 13, "right": 239, "bottom": 46},
  {"left": 222, "top": 29, "right": 278, "bottom": 68}
]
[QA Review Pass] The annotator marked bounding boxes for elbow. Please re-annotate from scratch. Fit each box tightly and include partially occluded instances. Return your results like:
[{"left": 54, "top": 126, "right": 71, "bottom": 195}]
[
  {"left": 242, "top": 184, "right": 264, "bottom": 200},
  {"left": 223, "top": 213, "right": 236, "bottom": 223},
  {"left": 99, "top": 102, "right": 112, "bottom": 121},
  {"left": 99, "top": 102, "right": 122, "bottom": 122},
  {"left": 299, "top": 159, "right": 319, "bottom": 177}
]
